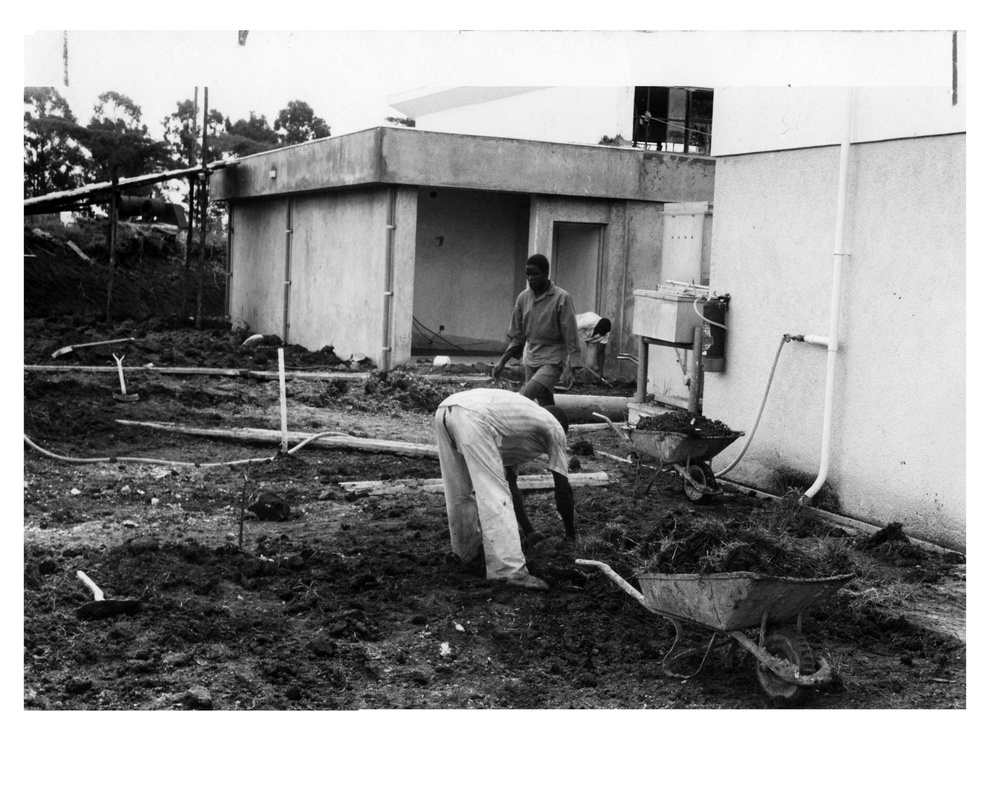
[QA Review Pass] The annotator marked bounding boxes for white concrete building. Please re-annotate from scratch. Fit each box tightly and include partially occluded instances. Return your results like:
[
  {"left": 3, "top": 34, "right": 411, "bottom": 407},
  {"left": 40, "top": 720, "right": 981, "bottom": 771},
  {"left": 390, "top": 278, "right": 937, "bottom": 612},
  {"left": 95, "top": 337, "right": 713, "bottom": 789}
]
[{"left": 704, "top": 75, "right": 966, "bottom": 550}]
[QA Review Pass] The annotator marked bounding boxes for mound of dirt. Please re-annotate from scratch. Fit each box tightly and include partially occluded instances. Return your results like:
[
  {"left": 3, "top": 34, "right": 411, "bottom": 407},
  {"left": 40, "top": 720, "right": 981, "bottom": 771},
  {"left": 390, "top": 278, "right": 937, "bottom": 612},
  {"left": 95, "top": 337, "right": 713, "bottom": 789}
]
[
  {"left": 362, "top": 370, "right": 451, "bottom": 413},
  {"left": 24, "top": 220, "right": 227, "bottom": 321},
  {"left": 634, "top": 411, "right": 735, "bottom": 438}
]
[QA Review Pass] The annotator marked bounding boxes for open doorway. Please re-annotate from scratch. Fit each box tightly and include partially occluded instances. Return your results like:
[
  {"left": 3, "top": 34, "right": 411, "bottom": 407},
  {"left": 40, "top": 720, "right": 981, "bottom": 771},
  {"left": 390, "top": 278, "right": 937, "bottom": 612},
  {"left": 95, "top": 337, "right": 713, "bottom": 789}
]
[
  {"left": 551, "top": 222, "right": 604, "bottom": 315},
  {"left": 410, "top": 187, "right": 529, "bottom": 360}
]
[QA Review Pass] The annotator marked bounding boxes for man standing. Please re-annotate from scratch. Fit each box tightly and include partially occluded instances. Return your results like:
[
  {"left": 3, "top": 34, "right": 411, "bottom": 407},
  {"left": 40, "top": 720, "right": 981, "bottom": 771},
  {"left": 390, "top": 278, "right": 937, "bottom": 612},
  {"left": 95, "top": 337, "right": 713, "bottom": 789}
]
[
  {"left": 492, "top": 253, "right": 582, "bottom": 407},
  {"left": 433, "top": 388, "right": 576, "bottom": 591}
]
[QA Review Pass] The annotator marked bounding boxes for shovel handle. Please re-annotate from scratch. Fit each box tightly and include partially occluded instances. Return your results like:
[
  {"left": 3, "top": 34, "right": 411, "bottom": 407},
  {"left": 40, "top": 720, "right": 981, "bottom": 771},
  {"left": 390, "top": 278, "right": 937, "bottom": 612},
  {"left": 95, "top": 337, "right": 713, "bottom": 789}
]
[
  {"left": 51, "top": 337, "right": 136, "bottom": 358},
  {"left": 76, "top": 570, "right": 105, "bottom": 602}
]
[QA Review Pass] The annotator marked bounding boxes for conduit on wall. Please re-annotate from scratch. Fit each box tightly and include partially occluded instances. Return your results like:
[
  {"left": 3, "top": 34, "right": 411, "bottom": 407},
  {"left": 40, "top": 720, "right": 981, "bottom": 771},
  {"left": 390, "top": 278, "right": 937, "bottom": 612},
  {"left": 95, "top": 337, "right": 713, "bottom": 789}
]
[
  {"left": 801, "top": 86, "right": 855, "bottom": 504},
  {"left": 282, "top": 198, "right": 293, "bottom": 345},
  {"left": 224, "top": 202, "right": 234, "bottom": 321},
  {"left": 382, "top": 187, "right": 398, "bottom": 371}
]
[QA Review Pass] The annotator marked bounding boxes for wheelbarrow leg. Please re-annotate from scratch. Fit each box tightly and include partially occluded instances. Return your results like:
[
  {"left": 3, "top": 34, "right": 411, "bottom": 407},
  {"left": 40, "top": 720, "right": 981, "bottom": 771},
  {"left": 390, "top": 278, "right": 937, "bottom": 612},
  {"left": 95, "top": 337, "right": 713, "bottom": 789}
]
[
  {"left": 721, "top": 637, "right": 742, "bottom": 670},
  {"left": 640, "top": 460, "right": 665, "bottom": 497},
  {"left": 662, "top": 629, "right": 720, "bottom": 680},
  {"left": 655, "top": 614, "right": 720, "bottom": 680}
]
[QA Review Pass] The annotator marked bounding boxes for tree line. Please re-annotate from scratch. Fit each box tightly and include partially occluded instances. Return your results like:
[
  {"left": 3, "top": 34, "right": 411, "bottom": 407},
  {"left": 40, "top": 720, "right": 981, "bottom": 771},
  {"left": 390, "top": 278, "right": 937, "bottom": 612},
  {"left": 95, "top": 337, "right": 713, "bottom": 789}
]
[{"left": 23, "top": 87, "right": 336, "bottom": 199}]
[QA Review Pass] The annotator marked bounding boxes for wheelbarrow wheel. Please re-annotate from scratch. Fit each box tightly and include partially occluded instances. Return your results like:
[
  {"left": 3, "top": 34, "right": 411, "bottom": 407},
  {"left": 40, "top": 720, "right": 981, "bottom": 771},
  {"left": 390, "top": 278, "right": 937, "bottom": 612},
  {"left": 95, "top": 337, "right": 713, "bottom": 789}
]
[
  {"left": 682, "top": 462, "right": 714, "bottom": 503},
  {"left": 756, "top": 627, "right": 817, "bottom": 700}
]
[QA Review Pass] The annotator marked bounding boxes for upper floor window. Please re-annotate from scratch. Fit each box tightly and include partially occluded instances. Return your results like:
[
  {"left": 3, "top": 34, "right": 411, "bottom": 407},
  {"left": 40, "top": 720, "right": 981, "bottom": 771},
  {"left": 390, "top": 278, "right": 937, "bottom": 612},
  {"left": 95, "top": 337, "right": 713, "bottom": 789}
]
[{"left": 633, "top": 87, "right": 713, "bottom": 155}]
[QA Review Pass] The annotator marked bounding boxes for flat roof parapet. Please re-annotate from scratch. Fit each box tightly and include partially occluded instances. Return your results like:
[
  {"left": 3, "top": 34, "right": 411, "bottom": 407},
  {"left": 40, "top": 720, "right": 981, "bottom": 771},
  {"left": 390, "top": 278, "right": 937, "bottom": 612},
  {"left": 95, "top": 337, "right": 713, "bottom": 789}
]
[{"left": 210, "top": 127, "right": 714, "bottom": 204}]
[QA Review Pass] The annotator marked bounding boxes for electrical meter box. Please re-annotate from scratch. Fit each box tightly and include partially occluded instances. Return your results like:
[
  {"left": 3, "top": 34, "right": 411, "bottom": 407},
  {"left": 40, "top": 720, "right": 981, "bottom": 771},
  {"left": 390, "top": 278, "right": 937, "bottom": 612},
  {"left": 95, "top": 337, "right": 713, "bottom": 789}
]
[{"left": 632, "top": 281, "right": 707, "bottom": 345}]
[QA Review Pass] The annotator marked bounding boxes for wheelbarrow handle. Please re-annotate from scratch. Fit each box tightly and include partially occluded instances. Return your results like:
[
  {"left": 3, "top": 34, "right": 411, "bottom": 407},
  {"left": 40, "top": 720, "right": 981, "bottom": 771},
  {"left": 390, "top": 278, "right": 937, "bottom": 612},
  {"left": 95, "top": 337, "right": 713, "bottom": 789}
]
[
  {"left": 575, "top": 559, "right": 648, "bottom": 607},
  {"left": 592, "top": 413, "right": 632, "bottom": 445}
]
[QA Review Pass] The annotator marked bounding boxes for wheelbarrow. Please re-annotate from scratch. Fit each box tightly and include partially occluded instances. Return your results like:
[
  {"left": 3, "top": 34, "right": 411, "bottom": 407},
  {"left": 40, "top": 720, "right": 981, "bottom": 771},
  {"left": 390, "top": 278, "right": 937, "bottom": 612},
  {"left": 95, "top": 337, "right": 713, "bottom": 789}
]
[
  {"left": 593, "top": 413, "right": 743, "bottom": 502},
  {"left": 576, "top": 558, "right": 853, "bottom": 699}
]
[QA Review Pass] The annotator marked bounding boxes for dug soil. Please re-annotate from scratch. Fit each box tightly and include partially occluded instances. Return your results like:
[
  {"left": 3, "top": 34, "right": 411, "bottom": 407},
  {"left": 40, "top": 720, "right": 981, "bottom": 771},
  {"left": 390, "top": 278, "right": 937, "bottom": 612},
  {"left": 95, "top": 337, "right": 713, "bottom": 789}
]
[{"left": 22, "top": 223, "right": 965, "bottom": 710}]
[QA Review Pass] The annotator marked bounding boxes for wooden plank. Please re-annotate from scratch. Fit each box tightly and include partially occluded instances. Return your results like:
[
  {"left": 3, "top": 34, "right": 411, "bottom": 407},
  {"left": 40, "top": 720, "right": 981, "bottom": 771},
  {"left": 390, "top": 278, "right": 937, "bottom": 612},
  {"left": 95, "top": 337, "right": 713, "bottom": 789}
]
[
  {"left": 24, "top": 364, "right": 492, "bottom": 383},
  {"left": 25, "top": 365, "right": 248, "bottom": 377},
  {"left": 340, "top": 471, "right": 613, "bottom": 497},
  {"left": 116, "top": 420, "right": 439, "bottom": 457}
]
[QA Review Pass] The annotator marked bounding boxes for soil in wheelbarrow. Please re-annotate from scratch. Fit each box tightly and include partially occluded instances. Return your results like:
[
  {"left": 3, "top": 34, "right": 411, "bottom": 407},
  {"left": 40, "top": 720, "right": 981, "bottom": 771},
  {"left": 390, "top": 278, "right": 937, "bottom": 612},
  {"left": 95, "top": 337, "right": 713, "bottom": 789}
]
[
  {"left": 22, "top": 242, "right": 965, "bottom": 710},
  {"left": 634, "top": 410, "right": 736, "bottom": 438}
]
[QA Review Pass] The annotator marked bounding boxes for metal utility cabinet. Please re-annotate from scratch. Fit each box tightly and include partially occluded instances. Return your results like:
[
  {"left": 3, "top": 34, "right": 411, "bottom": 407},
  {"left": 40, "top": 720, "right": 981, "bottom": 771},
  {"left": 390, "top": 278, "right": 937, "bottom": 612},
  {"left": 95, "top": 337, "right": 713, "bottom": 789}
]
[{"left": 632, "top": 280, "right": 708, "bottom": 413}]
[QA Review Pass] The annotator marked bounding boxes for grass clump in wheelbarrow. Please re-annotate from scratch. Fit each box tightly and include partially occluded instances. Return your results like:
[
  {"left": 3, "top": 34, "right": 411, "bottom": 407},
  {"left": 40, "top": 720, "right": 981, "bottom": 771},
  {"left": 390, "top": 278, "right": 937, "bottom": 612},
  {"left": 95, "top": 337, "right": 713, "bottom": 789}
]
[{"left": 600, "top": 506, "right": 855, "bottom": 580}]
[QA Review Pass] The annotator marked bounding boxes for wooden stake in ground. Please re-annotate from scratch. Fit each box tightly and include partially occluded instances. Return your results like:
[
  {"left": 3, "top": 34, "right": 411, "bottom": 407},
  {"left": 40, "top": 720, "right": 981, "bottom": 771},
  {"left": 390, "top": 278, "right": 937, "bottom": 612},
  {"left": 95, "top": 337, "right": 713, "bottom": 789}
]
[{"left": 278, "top": 347, "right": 288, "bottom": 453}]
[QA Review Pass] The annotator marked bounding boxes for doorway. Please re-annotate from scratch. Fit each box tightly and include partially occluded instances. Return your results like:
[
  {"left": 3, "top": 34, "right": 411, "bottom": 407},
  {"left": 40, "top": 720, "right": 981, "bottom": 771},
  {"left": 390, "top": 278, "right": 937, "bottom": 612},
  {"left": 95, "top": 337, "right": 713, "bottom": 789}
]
[{"left": 551, "top": 222, "right": 604, "bottom": 314}]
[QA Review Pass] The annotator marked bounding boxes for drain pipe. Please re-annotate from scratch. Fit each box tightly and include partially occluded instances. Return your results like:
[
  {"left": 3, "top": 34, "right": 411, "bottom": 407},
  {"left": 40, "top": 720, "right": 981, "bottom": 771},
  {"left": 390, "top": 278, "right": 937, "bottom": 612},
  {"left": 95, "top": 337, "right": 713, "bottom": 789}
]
[
  {"left": 224, "top": 202, "right": 233, "bottom": 322},
  {"left": 381, "top": 187, "right": 397, "bottom": 371},
  {"left": 282, "top": 197, "right": 292, "bottom": 344},
  {"left": 801, "top": 87, "right": 855, "bottom": 504}
]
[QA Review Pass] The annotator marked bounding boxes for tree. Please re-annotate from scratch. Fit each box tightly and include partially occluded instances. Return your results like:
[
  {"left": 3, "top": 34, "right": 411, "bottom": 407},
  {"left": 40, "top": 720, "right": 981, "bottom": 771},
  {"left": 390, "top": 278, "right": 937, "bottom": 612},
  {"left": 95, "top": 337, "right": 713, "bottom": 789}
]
[
  {"left": 80, "top": 91, "right": 170, "bottom": 184},
  {"left": 273, "top": 100, "right": 330, "bottom": 145},
  {"left": 23, "top": 87, "right": 87, "bottom": 198},
  {"left": 385, "top": 116, "right": 415, "bottom": 128},
  {"left": 162, "top": 99, "right": 226, "bottom": 166},
  {"left": 218, "top": 112, "right": 280, "bottom": 158}
]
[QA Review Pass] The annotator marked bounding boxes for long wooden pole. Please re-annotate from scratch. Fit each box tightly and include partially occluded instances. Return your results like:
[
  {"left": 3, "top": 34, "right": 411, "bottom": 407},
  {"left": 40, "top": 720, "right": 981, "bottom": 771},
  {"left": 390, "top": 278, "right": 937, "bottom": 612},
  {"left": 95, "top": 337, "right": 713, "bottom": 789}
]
[
  {"left": 104, "top": 169, "right": 119, "bottom": 322},
  {"left": 115, "top": 420, "right": 439, "bottom": 457},
  {"left": 181, "top": 87, "right": 197, "bottom": 319},
  {"left": 196, "top": 87, "right": 209, "bottom": 329}
]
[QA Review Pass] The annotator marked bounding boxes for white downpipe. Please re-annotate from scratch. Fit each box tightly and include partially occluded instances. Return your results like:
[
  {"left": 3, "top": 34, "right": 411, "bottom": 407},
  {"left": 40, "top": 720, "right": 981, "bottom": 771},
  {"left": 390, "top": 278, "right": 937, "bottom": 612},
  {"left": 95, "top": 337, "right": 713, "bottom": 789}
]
[{"left": 803, "top": 87, "right": 855, "bottom": 502}]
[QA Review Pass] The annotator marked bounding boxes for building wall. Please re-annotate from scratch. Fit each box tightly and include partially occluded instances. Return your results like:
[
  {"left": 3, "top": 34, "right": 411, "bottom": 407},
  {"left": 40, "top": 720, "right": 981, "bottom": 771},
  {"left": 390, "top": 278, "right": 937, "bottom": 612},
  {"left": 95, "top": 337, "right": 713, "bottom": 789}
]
[
  {"left": 706, "top": 134, "right": 965, "bottom": 550},
  {"left": 230, "top": 197, "right": 289, "bottom": 339},
  {"left": 713, "top": 84, "right": 965, "bottom": 157},
  {"left": 216, "top": 128, "right": 714, "bottom": 372},
  {"left": 230, "top": 186, "right": 418, "bottom": 367},
  {"left": 378, "top": 128, "right": 714, "bottom": 204},
  {"left": 528, "top": 196, "right": 664, "bottom": 377},
  {"left": 413, "top": 188, "right": 526, "bottom": 348}
]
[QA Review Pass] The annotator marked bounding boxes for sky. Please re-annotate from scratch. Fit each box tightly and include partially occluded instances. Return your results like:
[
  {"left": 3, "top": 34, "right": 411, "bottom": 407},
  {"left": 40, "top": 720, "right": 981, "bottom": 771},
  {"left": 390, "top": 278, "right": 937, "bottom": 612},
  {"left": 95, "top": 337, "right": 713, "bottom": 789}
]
[
  {"left": 23, "top": 28, "right": 965, "bottom": 140},
  {"left": 25, "top": 30, "right": 418, "bottom": 136}
]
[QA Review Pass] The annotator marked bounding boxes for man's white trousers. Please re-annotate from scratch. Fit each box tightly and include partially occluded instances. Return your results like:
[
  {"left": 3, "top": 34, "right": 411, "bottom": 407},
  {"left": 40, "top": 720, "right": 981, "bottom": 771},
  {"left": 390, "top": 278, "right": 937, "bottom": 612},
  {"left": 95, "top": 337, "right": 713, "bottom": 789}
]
[{"left": 434, "top": 406, "right": 528, "bottom": 581}]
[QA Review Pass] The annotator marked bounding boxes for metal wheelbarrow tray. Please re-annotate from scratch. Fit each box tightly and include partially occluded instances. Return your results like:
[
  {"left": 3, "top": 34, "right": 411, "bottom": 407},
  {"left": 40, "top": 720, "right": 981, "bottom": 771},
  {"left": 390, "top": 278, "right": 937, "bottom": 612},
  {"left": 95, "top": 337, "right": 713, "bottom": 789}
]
[
  {"left": 595, "top": 414, "right": 744, "bottom": 501},
  {"left": 577, "top": 558, "right": 853, "bottom": 699}
]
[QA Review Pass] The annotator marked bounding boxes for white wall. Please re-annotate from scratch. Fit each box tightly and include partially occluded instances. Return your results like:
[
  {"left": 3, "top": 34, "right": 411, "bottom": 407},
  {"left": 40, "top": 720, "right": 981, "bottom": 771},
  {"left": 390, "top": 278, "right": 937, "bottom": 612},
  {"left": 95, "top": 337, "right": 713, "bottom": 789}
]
[
  {"left": 713, "top": 84, "right": 965, "bottom": 156},
  {"left": 412, "top": 188, "right": 524, "bottom": 348},
  {"left": 706, "top": 134, "right": 965, "bottom": 550},
  {"left": 231, "top": 187, "right": 417, "bottom": 367},
  {"left": 396, "top": 87, "right": 635, "bottom": 146},
  {"left": 230, "top": 198, "right": 289, "bottom": 340}
]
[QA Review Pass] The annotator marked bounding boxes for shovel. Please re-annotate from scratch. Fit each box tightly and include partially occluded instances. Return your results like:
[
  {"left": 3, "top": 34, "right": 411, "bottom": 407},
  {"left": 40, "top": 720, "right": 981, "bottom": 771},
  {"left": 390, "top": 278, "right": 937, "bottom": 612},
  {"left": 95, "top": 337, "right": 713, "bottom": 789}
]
[
  {"left": 111, "top": 353, "right": 139, "bottom": 403},
  {"left": 51, "top": 337, "right": 136, "bottom": 359},
  {"left": 76, "top": 570, "right": 142, "bottom": 620},
  {"left": 582, "top": 364, "right": 612, "bottom": 387}
]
